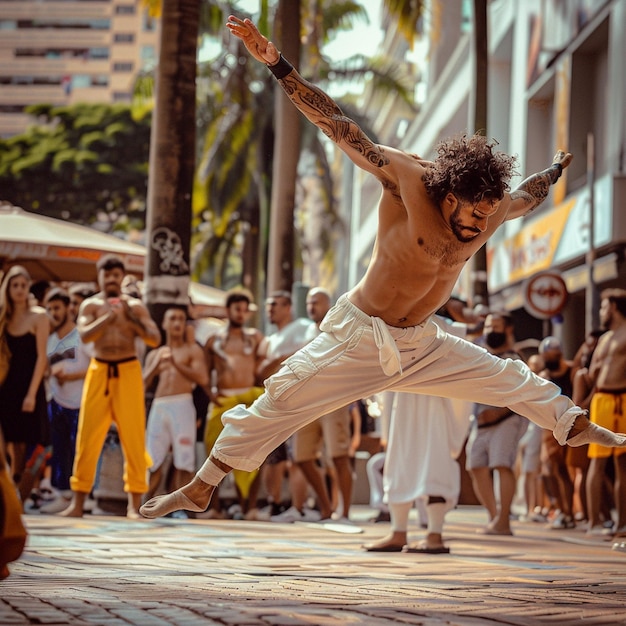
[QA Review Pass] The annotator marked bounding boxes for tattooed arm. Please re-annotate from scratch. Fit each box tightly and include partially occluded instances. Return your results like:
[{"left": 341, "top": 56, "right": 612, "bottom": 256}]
[
  {"left": 506, "top": 150, "right": 573, "bottom": 220},
  {"left": 226, "top": 15, "right": 394, "bottom": 181}
]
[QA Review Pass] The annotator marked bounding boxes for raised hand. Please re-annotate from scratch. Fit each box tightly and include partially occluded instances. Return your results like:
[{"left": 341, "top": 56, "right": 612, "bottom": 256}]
[
  {"left": 226, "top": 15, "right": 280, "bottom": 65},
  {"left": 552, "top": 149, "right": 573, "bottom": 171}
]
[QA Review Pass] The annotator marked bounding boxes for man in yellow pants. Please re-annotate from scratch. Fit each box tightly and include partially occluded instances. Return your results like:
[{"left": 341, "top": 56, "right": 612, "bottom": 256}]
[{"left": 60, "top": 255, "right": 160, "bottom": 518}]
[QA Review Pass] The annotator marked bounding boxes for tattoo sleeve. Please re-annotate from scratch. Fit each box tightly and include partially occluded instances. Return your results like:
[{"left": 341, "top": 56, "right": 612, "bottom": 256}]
[
  {"left": 510, "top": 163, "right": 563, "bottom": 215},
  {"left": 278, "top": 72, "right": 390, "bottom": 169}
]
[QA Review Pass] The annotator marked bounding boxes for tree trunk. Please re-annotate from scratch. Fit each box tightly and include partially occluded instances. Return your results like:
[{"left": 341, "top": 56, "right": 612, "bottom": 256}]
[
  {"left": 144, "top": 0, "right": 200, "bottom": 326},
  {"left": 266, "top": 0, "right": 302, "bottom": 294}
]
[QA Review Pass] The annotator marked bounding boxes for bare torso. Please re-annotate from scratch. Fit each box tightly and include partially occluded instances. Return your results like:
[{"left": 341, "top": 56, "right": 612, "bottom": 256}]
[
  {"left": 348, "top": 153, "right": 511, "bottom": 327},
  {"left": 207, "top": 327, "right": 264, "bottom": 391},
  {"left": 589, "top": 325, "right": 626, "bottom": 390},
  {"left": 79, "top": 293, "right": 156, "bottom": 360},
  {"left": 152, "top": 344, "right": 199, "bottom": 398}
]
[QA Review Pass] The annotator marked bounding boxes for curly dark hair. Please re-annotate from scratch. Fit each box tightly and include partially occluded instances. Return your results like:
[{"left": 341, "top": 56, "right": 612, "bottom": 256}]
[{"left": 422, "top": 134, "right": 518, "bottom": 206}]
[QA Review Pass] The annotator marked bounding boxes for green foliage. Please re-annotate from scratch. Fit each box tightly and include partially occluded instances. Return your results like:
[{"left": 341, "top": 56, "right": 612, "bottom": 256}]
[
  {"left": 0, "top": 102, "right": 151, "bottom": 230},
  {"left": 191, "top": 0, "right": 421, "bottom": 289},
  {"left": 384, "top": 0, "right": 425, "bottom": 45}
]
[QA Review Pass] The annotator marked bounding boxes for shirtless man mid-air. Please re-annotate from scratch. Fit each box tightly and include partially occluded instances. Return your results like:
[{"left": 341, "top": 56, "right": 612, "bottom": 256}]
[{"left": 140, "top": 16, "right": 626, "bottom": 520}]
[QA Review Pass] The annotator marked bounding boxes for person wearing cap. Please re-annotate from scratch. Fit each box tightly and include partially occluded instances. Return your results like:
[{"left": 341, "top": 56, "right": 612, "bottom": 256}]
[
  {"left": 139, "top": 16, "right": 626, "bottom": 521},
  {"left": 537, "top": 336, "right": 577, "bottom": 530}
]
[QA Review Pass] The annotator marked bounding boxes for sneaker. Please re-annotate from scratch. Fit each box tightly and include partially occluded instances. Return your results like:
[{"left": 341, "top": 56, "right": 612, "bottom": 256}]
[
  {"left": 586, "top": 525, "right": 613, "bottom": 536},
  {"left": 528, "top": 506, "right": 548, "bottom": 523},
  {"left": 301, "top": 507, "right": 321, "bottom": 522},
  {"left": 83, "top": 497, "right": 97, "bottom": 513},
  {"left": 254, "top": 504, "right": 274, "bottom": 520},
  {"left": 227, "top": 504, "right": 243, "bottom": 520},
  {"left": 39, "top": 494, "right": 72, "bottom": 514},
  {"left": 270, "top": 505, "right": 303, "bottom": 523},
  {"left": 550, "top": 513, "right": 575, "bottom": 530}
]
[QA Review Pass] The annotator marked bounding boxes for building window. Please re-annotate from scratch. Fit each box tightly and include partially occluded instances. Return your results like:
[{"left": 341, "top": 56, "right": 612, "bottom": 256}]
[
  {"left": 90, "top": 48, "right": 109, "bottom": 59},
  {"left": 115, "top": 5, "right": 135, "bottom": 14},
  {"left": 114, "top": 33, "right": 134, "bottom": 43},
  {"left": 113, "top": 92, "right": 132, "bottom": 102},
  {"left": 113, "top": 62, "right": 133, "bottom": 72}
]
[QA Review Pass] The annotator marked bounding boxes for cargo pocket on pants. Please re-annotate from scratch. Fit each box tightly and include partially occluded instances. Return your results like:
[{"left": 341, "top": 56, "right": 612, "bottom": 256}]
[{"left": 265, "top": 330, "right": 363, "bottom": 402}]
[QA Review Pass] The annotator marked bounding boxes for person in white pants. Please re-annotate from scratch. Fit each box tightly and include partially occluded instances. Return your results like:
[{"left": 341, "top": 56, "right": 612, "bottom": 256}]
[{"left": 140, "top": 16, "right": 626, "bottom": 520}]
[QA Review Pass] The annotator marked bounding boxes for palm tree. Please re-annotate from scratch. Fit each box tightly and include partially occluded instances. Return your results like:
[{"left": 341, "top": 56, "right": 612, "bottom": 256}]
[
  {"left": 192, "top": 0, "right": 417, "bottom": 301},
  {"left": 143, "top": 0, "right": 200, "bottom": 325}
]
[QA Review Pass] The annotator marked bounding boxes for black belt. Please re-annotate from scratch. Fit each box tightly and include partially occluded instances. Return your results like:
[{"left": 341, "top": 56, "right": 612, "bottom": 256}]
[{"left": 95, "top": 356, "right": 137, "bottom": 395}]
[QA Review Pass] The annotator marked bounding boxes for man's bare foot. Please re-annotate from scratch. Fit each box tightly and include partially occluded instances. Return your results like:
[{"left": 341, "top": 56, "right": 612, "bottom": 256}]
[
  {"left": 567, "top": 414, "right": 626, "bottom": 448},
  {"left": 478, "top": 523, "right": 512, "bottom": 536},
  {"left": 363, "top": 531, "right": 407, "bottom": 552},
  {"left": 57, "top": 504, "right": 84, "bottom": 518},
  {"left": 139, "top": 477, "right": 214, "bottom": 519},
  {"left": 402, "top": 540, "right": 450, "bottom": 554}
]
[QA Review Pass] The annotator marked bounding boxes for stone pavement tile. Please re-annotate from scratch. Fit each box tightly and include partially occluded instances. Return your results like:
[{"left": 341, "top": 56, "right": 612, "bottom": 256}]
[{"left": 2, "top": 507, "right": 626, "bottom": 626}]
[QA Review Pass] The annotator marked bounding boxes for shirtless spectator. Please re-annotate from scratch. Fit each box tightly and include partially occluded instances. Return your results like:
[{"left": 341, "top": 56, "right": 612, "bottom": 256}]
[
  {"left": 140, "top": 17, "right": 626, "bottom": 521},
  {"left": 203, "top": 289, "right": 265, "bottom": 520},
  {"left": 60, "top": 254, "right": 160, "bottom": 518},
  {"left": 584, "top": 289, "right": 626, "bottom": 538},
  {"left": 143, "top": 307, "right": 208, "bottom": 516}
]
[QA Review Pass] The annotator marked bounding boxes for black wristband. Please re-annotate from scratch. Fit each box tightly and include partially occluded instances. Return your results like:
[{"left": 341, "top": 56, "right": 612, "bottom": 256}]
[
  {"left": 267, "top": 54, "right": 293, "bottom": 79},
  {"left": 551, "top": 162, "right": 563, "bottom": 179}
]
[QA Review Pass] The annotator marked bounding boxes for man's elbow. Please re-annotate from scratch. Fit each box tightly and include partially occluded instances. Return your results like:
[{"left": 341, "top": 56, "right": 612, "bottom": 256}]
[{"left": 145, "top": 335, "right": 161, "bottom": 349}]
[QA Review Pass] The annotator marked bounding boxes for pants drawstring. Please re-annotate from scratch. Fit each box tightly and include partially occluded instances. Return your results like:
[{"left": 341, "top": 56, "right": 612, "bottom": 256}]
[{"left": 94, "top": 357, "right": 136, "bottom": 396}]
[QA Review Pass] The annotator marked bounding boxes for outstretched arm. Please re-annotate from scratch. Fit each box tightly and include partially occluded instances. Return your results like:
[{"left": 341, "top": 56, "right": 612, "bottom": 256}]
[
  {"left": 226, "top": 16, "right": 393, "bottom": 181},
  {"left": 506, "top": 150, "right": 573, "bottom": 220}
]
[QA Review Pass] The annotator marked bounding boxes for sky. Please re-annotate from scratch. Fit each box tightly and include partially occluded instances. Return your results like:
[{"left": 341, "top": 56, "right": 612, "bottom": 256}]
[{"left": 222, "top": 0, "right": 384, "bottom": 62}]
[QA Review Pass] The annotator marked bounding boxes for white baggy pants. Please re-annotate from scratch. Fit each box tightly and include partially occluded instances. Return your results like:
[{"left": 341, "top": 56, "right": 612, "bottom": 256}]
[{"left": 211, "top": 295, "right": 580, "bottom": 473}]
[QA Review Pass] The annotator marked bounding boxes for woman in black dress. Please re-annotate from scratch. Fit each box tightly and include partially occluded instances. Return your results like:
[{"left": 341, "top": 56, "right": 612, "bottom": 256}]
[{"left": 0, "top": 266, "right": 50, "bottom": 503}]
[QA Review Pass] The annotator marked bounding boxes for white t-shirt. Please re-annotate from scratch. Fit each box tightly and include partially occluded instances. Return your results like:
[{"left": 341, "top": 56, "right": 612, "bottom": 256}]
[
  {"left": 47, "top": 327, "right": 91, "bottom": 409},
  {"left": 265, "top": 318, "right": 314, "bottom": 360}
]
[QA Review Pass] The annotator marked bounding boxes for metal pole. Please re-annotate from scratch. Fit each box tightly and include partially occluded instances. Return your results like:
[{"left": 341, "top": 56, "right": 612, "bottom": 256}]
[{"left": 585, "top": 132, "right": 599, "bottom": 335}]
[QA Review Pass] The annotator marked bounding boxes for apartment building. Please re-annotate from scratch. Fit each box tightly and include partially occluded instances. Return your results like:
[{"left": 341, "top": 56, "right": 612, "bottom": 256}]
[
  {"left": 348, "top": 0, "right": 626, "bottom": 354},
  {"left": 0, "top": 0, "right": 160, "bottom": 137}
]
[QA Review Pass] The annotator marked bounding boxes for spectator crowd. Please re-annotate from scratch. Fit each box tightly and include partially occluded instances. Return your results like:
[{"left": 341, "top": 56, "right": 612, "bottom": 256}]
[{"left": 1, "top": 256, "right": 625, "bottom": 564}]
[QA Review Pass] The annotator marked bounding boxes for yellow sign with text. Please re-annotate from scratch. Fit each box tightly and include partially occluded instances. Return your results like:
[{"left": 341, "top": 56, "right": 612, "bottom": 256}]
[{"left": 505, "top": 199, "right": 576, "bottom": 283}]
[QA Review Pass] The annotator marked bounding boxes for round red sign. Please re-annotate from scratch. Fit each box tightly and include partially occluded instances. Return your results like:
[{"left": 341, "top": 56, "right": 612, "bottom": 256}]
[{"left": 523, "top": 271, "right": 568, "bottom": 320}]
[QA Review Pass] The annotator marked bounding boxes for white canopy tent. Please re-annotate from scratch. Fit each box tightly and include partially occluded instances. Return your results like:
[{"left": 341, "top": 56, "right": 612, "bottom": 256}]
[{"left": 0, "top": 203, "right": 226, "bottom": 311}]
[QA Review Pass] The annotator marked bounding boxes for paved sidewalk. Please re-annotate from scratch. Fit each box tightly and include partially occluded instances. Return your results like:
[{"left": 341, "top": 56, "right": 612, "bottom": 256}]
[{"left": 2, "top": 506, "right": 625, "bottom": 626}]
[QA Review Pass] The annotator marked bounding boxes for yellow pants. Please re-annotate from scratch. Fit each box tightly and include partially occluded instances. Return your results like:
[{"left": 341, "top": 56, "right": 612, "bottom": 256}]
[
  {"left": 589, "top": 391, "right": 626, "bottom": 459},
  {"left": 70, "top": 358, "right": 150, "bottom": 494},
  {"left": 205, "top": 387, "right": 264, "bottom": 499}
]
